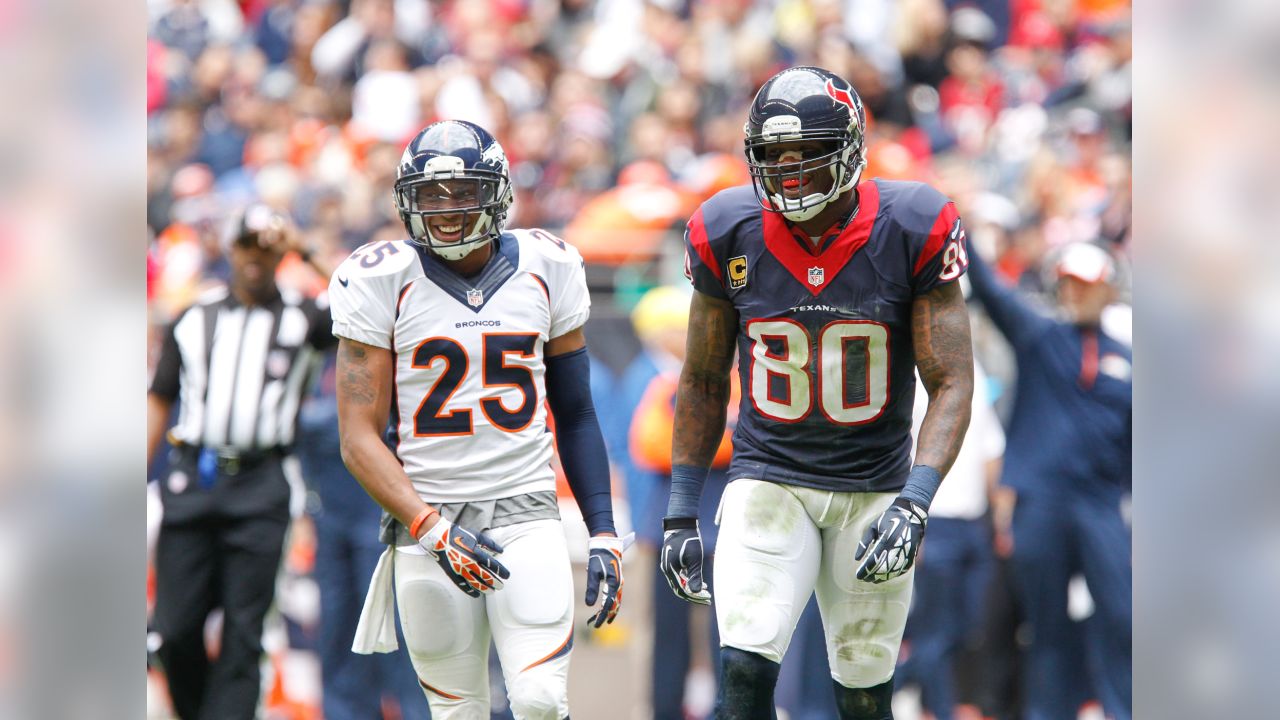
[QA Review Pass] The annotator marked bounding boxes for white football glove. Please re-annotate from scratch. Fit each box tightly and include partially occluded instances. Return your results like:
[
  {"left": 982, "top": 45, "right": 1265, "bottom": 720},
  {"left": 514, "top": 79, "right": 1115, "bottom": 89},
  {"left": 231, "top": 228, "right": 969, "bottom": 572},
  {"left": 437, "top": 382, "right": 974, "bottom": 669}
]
[
  {"left": 419, "top": 516, "right": 511, "bottom": 597},
  {"left": 854, "top": 498, "right": 928, "bottom": 583},
  {"left": 660, "top": 518, "right": 712, "bottom": 605},
  {"left": 584, "top": 532, "right": 634, "bottom": 628}
]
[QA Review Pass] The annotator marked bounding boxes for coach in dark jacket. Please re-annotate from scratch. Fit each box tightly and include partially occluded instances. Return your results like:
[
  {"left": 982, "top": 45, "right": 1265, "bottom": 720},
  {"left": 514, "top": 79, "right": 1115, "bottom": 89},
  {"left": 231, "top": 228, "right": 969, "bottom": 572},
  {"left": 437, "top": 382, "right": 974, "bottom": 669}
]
[
  {"left": 966, "top": 241, "right": 1132, "bottom": 720},
  {"left": 147, "top": 205, "right": 335, "bottom": 719}
]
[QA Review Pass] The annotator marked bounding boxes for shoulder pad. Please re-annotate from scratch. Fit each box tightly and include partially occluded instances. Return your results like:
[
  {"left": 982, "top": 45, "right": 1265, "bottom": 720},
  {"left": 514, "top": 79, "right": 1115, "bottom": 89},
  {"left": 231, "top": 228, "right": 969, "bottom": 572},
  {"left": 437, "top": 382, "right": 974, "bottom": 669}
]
[
  {"left": 509, "top": 228, "right": 583, "bottom": 267},
  {"left": 334, "top": 240, "right": 418, "bottom": 280},
  {"left": 692, "top": 185, "right": 759, "bottom": 250},
  {"left": 877, "top": 180, "right": 951, "bottom": 235},
  {"left": 699, "top": 185, "right": 759, "bottom": 227}
]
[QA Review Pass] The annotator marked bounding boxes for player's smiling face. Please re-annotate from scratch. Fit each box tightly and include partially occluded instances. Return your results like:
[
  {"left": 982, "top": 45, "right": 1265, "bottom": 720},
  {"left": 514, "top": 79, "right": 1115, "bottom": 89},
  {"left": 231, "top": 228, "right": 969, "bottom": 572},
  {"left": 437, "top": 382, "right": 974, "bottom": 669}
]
[
  {"left": 760, "top": 140, "right": 839, "bottom": 199},
  {"left": 413, "top": 179, "right": 486, "bottom": 245}
]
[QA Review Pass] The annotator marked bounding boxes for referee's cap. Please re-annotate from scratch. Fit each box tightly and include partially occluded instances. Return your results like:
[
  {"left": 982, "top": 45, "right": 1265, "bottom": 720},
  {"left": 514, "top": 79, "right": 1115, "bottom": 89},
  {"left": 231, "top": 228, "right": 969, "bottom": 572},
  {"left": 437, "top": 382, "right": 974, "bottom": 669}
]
[{"left": 224, "top": 203, "right": 287, "bottom": 251}]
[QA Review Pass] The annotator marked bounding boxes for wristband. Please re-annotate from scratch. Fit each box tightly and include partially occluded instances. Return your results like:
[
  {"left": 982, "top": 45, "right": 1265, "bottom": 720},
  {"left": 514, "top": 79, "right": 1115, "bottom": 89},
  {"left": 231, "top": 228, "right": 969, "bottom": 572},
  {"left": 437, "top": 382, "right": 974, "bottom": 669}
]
[
  {"left": 898, "top": 464, "right": 943, "bottom": 511},
  {"left": 409, "top": 507, "right": 438, "bottom": 540},
  {"left": 666, "top": 464, "right": 709, "bottom": 519},
  {"left": 663, "top": 516, "right": 698, "bottom": 531}
]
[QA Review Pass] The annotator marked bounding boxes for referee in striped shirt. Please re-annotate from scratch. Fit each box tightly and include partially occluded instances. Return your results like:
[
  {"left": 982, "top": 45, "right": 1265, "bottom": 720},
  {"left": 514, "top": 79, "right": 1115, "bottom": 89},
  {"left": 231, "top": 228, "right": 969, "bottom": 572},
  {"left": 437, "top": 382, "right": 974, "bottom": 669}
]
[{"left": 147, "top": 205, "right": 336, "bottom": 719}]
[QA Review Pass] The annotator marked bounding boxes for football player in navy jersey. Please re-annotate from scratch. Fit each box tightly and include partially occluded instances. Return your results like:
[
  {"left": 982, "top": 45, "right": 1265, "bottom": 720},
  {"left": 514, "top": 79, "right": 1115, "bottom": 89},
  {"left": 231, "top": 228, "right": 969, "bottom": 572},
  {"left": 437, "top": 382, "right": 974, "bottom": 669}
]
[{"left": 658, "top": 66, "right": 975, "bottom": 719}]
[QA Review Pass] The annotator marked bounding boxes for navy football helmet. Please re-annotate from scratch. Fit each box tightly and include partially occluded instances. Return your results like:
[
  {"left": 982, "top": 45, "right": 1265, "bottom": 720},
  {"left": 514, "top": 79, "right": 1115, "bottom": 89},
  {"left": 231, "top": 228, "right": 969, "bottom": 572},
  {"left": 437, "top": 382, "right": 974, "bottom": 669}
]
[
  {"left": 744, "top": 66, "right": 867, "bottom": 222},
  {"left": 394, "top": 120, "right": 513, "bottom": 261}
]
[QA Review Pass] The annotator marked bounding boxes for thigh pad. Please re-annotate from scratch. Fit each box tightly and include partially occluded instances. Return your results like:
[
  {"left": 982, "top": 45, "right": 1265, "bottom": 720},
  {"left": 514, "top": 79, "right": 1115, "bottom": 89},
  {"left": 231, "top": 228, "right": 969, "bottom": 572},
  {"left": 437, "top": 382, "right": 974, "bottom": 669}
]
[{"left": 396, "top": 550, "right": 484, "bottom": 658}]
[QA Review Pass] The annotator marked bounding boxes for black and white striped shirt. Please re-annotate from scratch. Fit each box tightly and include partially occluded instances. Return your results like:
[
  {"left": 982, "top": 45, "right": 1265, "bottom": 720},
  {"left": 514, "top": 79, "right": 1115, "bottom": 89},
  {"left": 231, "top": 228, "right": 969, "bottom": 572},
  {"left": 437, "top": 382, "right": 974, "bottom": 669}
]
[{"left": 150, "top": 286, "right": 336, "bottom": 451}]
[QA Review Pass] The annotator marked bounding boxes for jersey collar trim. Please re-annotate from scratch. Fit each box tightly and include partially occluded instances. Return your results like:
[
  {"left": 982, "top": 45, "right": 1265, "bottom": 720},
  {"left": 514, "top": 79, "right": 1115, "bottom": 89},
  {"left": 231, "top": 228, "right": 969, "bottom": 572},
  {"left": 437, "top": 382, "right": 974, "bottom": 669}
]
[
  {"left": 760, "top": 181, "right": 881, "bottom": 297},
  {"left": 414, "top": 233, "right": 521, "bottom": 313}
]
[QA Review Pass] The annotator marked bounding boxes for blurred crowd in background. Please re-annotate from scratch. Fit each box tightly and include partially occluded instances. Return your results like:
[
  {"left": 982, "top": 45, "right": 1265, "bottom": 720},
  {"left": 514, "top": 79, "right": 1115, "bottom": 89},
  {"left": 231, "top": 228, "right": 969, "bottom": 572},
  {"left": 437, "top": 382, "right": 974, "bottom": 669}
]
[{"left": 146, "top": 0, "right": 1132, "bottom": 718}]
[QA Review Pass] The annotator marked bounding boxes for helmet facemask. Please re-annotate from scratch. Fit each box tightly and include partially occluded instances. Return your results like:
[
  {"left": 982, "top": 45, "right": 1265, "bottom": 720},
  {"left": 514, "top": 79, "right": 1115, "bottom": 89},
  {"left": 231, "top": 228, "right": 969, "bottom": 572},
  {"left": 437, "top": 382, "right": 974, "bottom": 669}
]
[
  {"left": 745, "top": 119, "right": 866, "bottom": 223},
  {"left": 395, "top": 157, "right": 511, "bottom": 261}
]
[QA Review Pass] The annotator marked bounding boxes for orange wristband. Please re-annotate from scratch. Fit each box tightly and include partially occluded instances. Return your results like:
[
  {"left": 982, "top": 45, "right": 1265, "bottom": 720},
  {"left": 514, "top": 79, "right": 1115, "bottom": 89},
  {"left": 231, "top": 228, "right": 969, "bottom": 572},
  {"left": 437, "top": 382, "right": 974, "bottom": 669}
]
[{"left": 409, "top": 507, "right": 439, "bottom": 540}]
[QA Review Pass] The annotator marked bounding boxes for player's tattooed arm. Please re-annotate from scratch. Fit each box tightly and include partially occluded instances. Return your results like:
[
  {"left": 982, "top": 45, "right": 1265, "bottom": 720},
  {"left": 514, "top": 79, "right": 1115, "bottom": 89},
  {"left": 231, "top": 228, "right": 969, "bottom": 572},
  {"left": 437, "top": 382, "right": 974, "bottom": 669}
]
[
  {"left": 912, "top": 281, "right": 974, "bottom": 475},
  {"left": 335, "top": 338, "right": 432, "bottom": 529},
  {"left": 337, "top": 339, "right": 379, "bottom": 405},
  {"left": 672, "top": 291, "right": 739, "bottom": 468}
]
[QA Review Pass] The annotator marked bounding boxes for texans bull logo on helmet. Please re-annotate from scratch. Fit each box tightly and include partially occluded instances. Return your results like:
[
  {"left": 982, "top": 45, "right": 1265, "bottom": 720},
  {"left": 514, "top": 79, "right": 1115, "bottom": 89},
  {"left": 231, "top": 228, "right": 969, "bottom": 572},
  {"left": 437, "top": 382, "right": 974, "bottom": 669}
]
[{"left": 825, "top": 79, "right": 856, "bottom": 111}]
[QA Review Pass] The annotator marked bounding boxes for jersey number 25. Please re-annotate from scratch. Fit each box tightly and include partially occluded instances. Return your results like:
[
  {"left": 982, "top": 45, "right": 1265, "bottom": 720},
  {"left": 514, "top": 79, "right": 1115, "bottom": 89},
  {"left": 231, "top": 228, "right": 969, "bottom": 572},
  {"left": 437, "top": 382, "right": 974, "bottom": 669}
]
[{"left": 411, "top": 333, "right": 539, "bottom": 436}]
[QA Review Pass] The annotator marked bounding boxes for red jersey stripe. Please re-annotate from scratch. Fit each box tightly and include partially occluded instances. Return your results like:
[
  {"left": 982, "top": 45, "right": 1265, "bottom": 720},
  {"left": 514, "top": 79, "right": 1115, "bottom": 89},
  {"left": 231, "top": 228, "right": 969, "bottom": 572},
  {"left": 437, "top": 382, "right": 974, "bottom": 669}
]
[
  {"left": 687, "top": 206, "right": 723, "bottom": 283},
  {"left": 913, "top": 202, "right": 959, "bottom": 277}
]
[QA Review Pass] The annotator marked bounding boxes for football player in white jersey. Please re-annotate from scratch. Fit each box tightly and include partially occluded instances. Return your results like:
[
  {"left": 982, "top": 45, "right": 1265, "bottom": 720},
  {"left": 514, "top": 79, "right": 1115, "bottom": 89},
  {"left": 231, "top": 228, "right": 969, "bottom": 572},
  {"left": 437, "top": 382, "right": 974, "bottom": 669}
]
[{"left": 330, "top": 119, "right": 625, "bottom": 720}]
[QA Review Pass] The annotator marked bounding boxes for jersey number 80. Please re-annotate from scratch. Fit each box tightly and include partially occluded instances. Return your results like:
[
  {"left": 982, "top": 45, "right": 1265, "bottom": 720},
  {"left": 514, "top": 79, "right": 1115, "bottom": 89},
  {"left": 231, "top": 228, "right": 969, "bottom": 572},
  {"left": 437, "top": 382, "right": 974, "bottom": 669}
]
[{"left": 746, "top": 319, "right": 889, "bottom": 425}]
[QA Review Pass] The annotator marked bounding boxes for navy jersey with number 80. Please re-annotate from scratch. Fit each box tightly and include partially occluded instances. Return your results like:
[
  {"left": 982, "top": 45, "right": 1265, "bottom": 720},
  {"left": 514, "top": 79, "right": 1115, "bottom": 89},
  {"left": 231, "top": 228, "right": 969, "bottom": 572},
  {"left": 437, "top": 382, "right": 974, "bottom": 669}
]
[{"left": 684, "top": 180, "right": 968, "bottom": 493}]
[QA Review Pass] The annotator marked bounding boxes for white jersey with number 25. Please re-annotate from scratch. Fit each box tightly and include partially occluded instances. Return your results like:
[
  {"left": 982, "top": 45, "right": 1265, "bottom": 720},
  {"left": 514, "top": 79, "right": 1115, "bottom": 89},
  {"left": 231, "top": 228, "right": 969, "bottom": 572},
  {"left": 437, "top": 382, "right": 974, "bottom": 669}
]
[{"left": 328, "top": 229, "right": 590, "bottom": 504}]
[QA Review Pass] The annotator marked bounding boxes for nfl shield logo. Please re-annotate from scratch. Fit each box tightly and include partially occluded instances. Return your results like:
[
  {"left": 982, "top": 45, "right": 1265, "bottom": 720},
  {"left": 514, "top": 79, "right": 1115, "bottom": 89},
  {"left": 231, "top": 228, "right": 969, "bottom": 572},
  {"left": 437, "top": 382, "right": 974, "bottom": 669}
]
[
  {"left": 807, "top": 266, "right": 825, "bottom": 287},
  {"left": 467, "top": 288, "right": 484, "bottom": 307}
]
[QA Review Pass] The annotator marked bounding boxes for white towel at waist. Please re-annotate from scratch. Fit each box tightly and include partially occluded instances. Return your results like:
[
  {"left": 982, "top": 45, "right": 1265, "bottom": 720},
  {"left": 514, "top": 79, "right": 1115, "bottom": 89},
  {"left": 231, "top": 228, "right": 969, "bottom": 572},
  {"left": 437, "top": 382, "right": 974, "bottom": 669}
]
[{"left": 352, "top": 545, "right": 398, "bottom": 654}]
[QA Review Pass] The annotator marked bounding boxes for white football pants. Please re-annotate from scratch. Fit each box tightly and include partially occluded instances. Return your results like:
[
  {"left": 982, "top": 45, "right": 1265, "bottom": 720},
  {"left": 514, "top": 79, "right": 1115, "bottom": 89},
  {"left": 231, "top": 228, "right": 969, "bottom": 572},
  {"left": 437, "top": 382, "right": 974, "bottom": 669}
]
[
  {"left": 713, "top": 479, "right": 916, "bottom": 688},
  {"left": 394, "top": 518, "right": 574, "bottom": 719}
]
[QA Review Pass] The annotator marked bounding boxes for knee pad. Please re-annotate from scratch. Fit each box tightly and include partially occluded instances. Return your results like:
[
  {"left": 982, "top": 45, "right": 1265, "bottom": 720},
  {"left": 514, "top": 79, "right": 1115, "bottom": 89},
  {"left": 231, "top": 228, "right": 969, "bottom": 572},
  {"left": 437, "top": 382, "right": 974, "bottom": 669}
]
[
  {"left": 825, "top": 597, "right": 910, "bottom": 687},
  {"left": 832, "top": 677, "right": 893, "bottom": 720},
  {"left": 714, "top": 647, "right": 780, "bottom": 720},
  {"left": 507, "top": 671, "right": 565, "bottom": 720}
]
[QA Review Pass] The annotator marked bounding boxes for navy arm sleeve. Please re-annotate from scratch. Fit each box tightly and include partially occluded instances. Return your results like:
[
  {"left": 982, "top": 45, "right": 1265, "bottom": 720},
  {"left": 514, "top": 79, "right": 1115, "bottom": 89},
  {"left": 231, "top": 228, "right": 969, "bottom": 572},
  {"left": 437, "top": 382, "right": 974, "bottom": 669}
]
[
  {"left": 545, "top": 347, "right": 616, "bottom": 535},
  {"left": 966, "top": 247, "right": 1054, "bottom": 350}
]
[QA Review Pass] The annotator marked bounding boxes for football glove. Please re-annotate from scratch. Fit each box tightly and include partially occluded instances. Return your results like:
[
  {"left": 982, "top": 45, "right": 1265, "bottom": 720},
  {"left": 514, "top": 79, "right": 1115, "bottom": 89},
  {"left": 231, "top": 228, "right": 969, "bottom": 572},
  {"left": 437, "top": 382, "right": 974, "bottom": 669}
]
[
  {"left": 584, "top": 533, "right": 634, "bottom": 628},
  {"left": 660, "top": 517, "right": 712, "bottom": 605},
  {"left": 419, "top": 516, "right": 511, "bottom": 597},
  {"left": 854, "top": 497, "right": 929, "bottom": 584}
]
